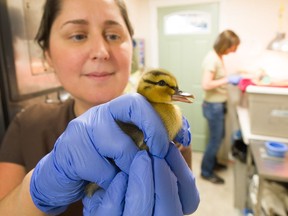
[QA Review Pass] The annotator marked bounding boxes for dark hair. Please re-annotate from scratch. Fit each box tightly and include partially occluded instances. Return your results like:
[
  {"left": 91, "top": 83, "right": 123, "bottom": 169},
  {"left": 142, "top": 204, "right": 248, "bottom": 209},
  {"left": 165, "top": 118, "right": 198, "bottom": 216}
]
[
  {"left": 213, "top": 30, "right": 240, "bottom": 55},
  {"left": 35, "top": 0, "right": 134, "bottom": 51},
  {"left": 116, "top": 0, "right": 134, "bottom": 37}
]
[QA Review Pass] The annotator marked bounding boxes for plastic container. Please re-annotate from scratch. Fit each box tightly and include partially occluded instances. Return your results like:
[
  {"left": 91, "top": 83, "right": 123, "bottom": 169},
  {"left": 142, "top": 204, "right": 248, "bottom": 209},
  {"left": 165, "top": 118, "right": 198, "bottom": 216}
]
[{"left": 265, "top": 141, "right": 288, "bottom": 158}]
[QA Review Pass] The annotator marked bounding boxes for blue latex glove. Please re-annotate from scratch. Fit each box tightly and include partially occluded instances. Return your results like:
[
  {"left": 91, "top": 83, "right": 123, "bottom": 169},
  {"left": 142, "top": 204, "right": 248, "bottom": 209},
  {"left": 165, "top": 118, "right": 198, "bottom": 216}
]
[
  {"left": 83, "top": 145, "right": 200, "bottom": 216},
  {"left": 83, "top": 151, "right": 154, "bottom": 216},
  {"left": 228, "top": 74, "right": 242, "bottom": 85},
  {"left": 30, "top": 93, "right": 169, "bottom": 215},
  {"left": 153, "top": 142, "right": 200, "bottom": 216},
  {"left": 83, "top": 172, "right": 128, "bottom": 216},
  {"left": 165, "top": 142, "right": 200, "bottom": 214},
  {"left": 174, "top": 116, "right": 192, "bottom": 146}
]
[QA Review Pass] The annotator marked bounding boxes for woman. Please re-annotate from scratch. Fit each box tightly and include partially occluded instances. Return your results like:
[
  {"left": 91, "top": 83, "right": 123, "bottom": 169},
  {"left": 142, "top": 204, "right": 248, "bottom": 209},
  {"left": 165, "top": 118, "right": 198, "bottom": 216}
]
[
  {"left": 0, "top": 0, "right": 199, "bottom": 215},
  {"left": 201, "top": 29, "right": 241, "bottom": 184}
]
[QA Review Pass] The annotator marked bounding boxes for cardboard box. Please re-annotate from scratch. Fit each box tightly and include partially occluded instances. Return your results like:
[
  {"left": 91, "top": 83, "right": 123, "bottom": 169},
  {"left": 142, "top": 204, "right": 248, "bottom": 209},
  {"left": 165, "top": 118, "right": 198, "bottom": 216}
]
[{"left": 247, "top": 86, "right": 288, "bottom": 138}]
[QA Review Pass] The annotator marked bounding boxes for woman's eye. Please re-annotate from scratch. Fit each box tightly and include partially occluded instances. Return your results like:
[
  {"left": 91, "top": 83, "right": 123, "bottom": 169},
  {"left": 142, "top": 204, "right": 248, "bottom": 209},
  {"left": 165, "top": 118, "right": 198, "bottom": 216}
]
[
  {"left": 106, "top": 34, "right": 121, "bottom": 42},
  {"left": 70, "top": 34, "right": 87, "bottom": 41}
]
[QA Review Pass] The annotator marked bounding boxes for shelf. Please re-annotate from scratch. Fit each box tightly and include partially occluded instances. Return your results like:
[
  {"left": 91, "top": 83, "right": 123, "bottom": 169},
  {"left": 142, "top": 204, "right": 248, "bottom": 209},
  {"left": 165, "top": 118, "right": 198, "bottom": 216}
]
[{"left": 237, "top": 106, "right": 288, "bottom": 216}]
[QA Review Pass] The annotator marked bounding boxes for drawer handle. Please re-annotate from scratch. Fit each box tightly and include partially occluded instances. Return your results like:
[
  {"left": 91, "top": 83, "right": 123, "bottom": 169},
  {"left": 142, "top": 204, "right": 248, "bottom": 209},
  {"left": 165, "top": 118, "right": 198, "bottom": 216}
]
[{"left": 271, "top": 110, "right": 288, "bottom": 117}]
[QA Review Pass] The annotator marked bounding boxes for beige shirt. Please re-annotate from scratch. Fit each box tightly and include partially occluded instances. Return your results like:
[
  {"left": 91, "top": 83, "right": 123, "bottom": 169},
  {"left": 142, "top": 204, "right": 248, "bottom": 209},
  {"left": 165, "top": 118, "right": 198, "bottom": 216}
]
[{"left": 202, "top": 50, "right": 228, "bottom": 102}]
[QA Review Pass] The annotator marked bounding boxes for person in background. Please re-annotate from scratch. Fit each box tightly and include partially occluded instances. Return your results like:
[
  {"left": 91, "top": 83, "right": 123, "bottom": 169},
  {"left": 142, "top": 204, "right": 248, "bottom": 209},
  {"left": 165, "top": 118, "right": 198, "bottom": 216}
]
[
  {"left": 0, "top": 0, "right": 199, "bottom": 215},
  {"left": 201, "top": 29, "right": 241, "bottom": 184}
]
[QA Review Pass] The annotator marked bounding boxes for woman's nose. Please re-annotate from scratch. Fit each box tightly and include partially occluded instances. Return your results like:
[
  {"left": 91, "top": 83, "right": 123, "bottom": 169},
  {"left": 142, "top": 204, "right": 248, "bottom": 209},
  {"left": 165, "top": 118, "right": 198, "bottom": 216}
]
[{"left": 89, "top": 37, "right": 110, "bottom": 61}]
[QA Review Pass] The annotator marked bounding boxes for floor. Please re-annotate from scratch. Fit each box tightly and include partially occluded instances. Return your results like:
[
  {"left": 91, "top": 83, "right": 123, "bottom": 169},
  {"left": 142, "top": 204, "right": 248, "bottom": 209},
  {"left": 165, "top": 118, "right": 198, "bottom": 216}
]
[{"left": 187, "top": 152, "right": 243, "bottom": 216}]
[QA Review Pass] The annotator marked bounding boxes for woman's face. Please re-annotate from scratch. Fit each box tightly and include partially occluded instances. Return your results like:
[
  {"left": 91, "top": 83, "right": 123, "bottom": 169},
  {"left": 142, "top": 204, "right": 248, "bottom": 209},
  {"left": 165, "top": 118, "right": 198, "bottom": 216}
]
[
  {"left": 45, "top": 0, "right": 133, "bottom": 115},
  {"left": 225, "top": 44, "right": 238, "bottom": 55}
]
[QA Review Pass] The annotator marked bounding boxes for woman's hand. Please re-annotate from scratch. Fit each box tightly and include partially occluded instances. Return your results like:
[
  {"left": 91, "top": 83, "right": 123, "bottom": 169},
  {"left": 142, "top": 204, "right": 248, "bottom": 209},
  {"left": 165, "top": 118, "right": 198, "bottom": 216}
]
[
  {"left": 174, "top": 116, "right": 192, "bottom": 146},
  {"left": 30, "top": 94, "right": 169, "bottom": 215},
  {"left": 83, "top": 151, "right": 154, "bottom": 216},
  {"left": 164, "top": 142, "right": 200, "bottom": 214},
  {"left": 83, "top": 144, "right": 200, "bottom": 216}
]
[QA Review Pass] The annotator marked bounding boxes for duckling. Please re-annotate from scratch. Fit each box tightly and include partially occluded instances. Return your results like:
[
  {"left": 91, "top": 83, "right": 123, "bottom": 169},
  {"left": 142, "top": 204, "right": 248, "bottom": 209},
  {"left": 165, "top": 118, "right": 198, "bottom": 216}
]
[
  {"left": 116, "top": 68, "right": 194, "bottom": 149},
  {"left": 85, "top": 68, "right": 194, "bottom": 196},
  {"left": 138, "top": 68, "right": 194, "bottom": 142}
]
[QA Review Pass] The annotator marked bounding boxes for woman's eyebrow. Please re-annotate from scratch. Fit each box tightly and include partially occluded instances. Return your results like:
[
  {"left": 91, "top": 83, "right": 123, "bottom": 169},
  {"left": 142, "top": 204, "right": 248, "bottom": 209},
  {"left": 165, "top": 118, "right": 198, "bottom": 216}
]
[
  {"left": 61, "top": 19, "right": 88, "bottom": 28},
  {"left": 61, "top": 19, "right": 123, "bottom": 29},
  {"left": 104, "top": 20, "right": 122, "bottom": 27}
]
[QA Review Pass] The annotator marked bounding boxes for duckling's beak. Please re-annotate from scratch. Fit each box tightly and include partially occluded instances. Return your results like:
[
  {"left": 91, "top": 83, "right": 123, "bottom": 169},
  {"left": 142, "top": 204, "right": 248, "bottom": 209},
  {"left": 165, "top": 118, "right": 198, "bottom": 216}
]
[{"left": 172, "top": 89, "right": 195, "bottom": 103}]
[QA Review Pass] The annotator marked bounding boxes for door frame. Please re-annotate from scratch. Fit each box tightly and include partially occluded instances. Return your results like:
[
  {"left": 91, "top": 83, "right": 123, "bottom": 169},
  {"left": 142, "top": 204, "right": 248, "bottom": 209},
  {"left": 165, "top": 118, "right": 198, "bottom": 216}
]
[{"left": 148, "top": 0, "right": 221, "bottom": 68}]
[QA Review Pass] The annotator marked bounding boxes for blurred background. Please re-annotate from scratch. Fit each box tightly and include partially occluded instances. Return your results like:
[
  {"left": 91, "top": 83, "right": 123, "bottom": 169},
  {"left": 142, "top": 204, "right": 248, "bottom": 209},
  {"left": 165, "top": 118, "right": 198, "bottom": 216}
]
[{"left": 0, "top": 0, "right": 288, "bottom": 215}]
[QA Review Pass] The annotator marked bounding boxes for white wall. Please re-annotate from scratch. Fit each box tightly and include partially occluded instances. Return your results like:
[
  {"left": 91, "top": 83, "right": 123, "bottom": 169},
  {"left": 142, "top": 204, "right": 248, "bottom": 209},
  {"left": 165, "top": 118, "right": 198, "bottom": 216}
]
[
  {"left": 126, "top": 0, "right": 288, "bottom": 79},
  {"left": 219, "top": 0, "right": 288, "bottom": 78},
  {"left": 125, "top": 0, "right": 150, "bottom": 39}
]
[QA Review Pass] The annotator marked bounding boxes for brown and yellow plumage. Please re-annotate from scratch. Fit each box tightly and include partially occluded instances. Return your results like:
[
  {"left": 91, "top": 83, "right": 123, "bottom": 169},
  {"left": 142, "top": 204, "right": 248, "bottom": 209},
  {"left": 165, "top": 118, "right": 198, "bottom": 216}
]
[
  {"left": 117, "top": 68, "right": 194, "bottom": 149},
  {"left": 137, "top": 68, "right": 194, "bottom": 142}
]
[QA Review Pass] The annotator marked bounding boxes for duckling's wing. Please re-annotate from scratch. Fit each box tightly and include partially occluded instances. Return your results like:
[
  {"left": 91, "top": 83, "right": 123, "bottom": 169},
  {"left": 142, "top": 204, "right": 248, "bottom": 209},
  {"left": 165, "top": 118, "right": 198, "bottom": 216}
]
[{"left": 116, "top": 121, "right": 146, "bottom": 150}]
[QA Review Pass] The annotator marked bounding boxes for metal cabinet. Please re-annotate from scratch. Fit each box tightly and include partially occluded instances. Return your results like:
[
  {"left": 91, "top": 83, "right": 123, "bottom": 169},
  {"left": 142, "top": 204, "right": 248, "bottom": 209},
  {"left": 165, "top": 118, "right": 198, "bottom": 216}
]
[
  {"left": 236, "top": 106, "right": 288, "bottom": 215},
  {"left": 247, "top": 141, "right": 288, "bottom": 216}
]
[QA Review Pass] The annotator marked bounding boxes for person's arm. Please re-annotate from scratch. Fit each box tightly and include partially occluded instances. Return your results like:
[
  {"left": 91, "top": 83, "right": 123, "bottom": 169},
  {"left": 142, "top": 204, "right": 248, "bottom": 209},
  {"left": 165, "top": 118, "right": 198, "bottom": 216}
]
[
  {"left": 0, "top": 170, "right": 47, "bottom": 216},
  {"left": 202, "top": 69, "right": 241, "bottom": 90},
  {"left": 0, "top": 163, "right": 26, "bottom": 199},
  {"left": 0, "top": 94, "right": 199, "bottom": 215},
  {"left": 202, "top": 69, "right": 228, "bottom": 90}
]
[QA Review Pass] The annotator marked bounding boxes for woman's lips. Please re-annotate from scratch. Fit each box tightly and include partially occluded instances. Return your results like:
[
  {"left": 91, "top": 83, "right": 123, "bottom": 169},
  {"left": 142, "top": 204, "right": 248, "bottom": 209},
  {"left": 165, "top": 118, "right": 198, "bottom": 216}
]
[
  {"left": 85, "top": 71, "right": 114, "bottom": 76},
  {"left": 84, "top": 72, "right": 115, "bottom": 80}
]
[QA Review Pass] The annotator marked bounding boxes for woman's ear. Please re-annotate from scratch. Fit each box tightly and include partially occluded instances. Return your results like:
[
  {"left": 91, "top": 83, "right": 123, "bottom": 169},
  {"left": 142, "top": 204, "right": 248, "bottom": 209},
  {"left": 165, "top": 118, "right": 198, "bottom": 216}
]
[
  {"left": 44, "top": 50, "right": 53, "bottom": 68},
  {"left": 44, "top": 51, "right": 56, "bottom": 73}
]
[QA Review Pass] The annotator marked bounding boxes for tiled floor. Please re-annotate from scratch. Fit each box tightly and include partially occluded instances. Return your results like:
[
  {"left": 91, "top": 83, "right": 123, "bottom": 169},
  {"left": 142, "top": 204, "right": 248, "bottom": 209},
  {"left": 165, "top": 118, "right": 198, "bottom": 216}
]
[{"left": 187, "top": 152, "right": 243, "bottom": 216}]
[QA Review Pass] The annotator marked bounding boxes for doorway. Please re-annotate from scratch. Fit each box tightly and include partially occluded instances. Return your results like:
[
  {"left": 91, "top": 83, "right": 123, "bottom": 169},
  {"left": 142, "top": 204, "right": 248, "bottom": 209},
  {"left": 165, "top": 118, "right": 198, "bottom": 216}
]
[{"left": 158, "top": 2, "right": 219, "bottom": 151}]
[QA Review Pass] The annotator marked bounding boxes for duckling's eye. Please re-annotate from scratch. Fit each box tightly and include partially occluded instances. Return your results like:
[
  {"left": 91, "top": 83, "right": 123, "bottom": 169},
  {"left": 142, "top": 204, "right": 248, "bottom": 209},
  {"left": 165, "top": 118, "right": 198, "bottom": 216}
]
[{"left": 157, "top": 80, "right": 167, "bottom": 86}]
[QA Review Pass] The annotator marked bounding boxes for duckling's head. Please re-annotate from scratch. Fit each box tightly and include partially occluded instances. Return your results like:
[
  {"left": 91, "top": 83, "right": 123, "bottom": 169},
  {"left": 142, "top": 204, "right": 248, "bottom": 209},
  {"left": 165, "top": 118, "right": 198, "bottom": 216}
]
[{"left": 137, "top": 68, "right": 194, "bottom": 104}]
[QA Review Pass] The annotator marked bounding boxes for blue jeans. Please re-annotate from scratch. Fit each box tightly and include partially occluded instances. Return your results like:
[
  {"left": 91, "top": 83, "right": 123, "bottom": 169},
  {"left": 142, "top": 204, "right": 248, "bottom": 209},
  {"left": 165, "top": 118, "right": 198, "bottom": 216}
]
[{"left": 201, "top": 101, "right": 226, "bottom": 177}]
